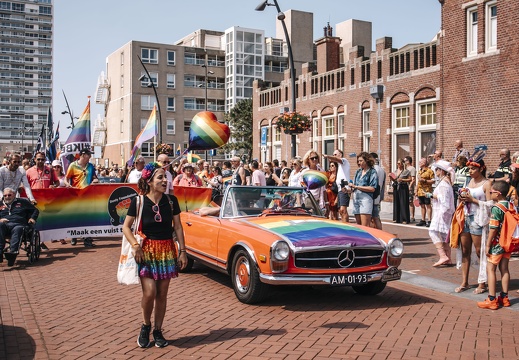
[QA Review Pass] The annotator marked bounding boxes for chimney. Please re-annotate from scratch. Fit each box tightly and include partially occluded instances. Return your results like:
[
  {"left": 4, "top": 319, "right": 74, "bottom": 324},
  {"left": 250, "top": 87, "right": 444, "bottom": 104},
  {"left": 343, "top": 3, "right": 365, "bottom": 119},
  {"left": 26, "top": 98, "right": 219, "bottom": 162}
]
[{"left": 315, "top": 23, "right": 341, "bottom": 73}]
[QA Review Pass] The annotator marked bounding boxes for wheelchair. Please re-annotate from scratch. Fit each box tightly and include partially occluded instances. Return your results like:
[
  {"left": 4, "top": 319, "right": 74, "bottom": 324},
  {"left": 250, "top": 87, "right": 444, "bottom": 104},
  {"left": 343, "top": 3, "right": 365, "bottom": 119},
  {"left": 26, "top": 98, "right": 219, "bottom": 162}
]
[{"left": 2, "top": 224, "right": 41, "bottom": 265}]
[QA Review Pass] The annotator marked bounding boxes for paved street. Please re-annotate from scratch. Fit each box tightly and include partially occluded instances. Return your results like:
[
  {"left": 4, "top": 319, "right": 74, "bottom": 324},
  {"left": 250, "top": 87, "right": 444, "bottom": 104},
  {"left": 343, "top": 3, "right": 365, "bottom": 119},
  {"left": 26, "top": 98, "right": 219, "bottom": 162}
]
[{"left": 2, "top": 219, "right": 519, "bottom": 359}]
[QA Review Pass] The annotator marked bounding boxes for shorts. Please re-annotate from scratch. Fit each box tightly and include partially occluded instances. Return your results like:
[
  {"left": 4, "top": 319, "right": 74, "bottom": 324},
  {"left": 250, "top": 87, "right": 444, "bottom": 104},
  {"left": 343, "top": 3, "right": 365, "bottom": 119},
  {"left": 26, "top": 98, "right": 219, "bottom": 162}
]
[
  {"left": 372, "top": 204, "right": 381, "bottom": 218},
  {"left": 462, "top": 214, "right": 483, "bottom": 236},
  {"left": 338, "top": 191, "right": 350, "bottom": 207},
  {"left": 139, "top": 239, "right": 179, "bottom": 281},
  {"left": 352, "top": 190, "right": 373, "bottom": 215},
  {"left": 487, "top": 252, "right": 511, "bottom": 266},
  {"left": 418, "top": 196, "right": 431, "bottom": 205}
]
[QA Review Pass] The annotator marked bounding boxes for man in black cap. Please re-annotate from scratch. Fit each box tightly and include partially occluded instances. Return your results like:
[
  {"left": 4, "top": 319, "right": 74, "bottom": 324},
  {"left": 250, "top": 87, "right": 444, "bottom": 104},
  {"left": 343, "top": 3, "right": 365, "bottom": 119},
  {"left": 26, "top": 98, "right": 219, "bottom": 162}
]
[{"left": 65, "top": 148, "right": 98, "bottom": 247}]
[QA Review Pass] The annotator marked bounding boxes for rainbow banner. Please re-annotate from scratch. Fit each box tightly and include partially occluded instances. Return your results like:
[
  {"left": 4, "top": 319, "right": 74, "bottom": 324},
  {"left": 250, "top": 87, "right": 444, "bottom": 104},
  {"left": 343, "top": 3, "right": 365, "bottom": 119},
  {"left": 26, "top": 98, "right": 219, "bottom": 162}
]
[
  {"left": 173, "top": 186, "right": 212, "bottom": 212},
  {"left": 33, "top": 184, "right": 212, "bottom": 242}
]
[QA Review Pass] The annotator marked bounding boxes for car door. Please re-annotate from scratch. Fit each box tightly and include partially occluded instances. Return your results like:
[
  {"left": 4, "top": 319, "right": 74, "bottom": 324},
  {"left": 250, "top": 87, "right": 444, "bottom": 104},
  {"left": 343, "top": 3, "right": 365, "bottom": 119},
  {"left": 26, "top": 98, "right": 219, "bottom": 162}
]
[{"left": 182, "top": 211, "right": 220, "bottom": 267}]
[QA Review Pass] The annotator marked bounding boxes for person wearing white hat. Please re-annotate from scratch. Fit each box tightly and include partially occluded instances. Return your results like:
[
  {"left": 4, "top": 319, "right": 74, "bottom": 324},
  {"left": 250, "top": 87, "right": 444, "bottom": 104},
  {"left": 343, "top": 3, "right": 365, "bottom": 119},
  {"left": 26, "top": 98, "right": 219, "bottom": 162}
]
[
  {"left": 425, "top": 159, "right": 455, "bottom": 266},
  {"left": 51, "top": 160, "right": 69, "bottom": 188}
]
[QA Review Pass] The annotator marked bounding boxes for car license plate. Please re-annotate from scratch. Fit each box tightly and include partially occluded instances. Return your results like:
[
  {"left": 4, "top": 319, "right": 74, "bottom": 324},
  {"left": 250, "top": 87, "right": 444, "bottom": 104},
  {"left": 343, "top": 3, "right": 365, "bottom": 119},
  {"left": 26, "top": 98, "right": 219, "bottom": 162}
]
[{"left": 330, "top": 274, "right": 368, "bottom": 286}]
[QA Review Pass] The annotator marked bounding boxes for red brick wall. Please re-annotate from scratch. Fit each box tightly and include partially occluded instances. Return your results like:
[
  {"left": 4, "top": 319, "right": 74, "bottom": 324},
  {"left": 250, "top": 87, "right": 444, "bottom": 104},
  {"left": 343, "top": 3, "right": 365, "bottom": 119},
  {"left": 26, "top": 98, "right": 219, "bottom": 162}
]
[{"left": 254, "top": 0, "right": 518, "bottom": 173}]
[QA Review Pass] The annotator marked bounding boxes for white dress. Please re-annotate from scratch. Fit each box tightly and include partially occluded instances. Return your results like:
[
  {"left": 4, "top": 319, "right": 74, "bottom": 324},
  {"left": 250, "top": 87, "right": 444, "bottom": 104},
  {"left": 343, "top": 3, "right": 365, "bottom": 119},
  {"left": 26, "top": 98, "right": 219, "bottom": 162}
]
[{"left": 428, "top": 179, "right": 454, "bottom": 243}]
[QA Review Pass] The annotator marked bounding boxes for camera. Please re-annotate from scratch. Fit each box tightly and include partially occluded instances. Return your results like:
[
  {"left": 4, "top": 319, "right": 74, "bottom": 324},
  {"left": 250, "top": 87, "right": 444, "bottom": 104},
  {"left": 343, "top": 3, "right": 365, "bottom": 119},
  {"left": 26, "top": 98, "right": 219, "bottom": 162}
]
[{"left": 340, "top": 179, "right": 348, "bottom": 188}]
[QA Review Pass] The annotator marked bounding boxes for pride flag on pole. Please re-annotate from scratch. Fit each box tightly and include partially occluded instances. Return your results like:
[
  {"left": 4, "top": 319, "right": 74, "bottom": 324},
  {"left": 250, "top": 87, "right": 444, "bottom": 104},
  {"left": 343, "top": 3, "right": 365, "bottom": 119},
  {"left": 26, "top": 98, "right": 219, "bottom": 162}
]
[
  {"left": 127, "top": 105, "right": 157, "bottom": 166},
  {"left": 61, "top": 97, "right": 92, "bottom": 173}
]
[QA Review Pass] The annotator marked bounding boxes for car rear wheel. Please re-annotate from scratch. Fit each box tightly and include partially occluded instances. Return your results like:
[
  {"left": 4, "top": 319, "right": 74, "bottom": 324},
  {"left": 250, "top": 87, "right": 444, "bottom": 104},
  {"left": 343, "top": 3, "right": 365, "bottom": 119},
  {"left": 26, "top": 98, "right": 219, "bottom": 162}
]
[
  {"left": 231, "top": 249, "right": 267, "bottom": 304},
  {"left": 352, "top": 281, "right": 387, "bottom": 295}
]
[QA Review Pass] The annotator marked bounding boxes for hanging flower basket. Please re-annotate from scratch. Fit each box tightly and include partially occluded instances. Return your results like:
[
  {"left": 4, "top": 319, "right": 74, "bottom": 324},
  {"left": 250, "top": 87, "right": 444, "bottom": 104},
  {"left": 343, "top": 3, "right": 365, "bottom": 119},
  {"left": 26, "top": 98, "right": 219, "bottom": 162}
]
[
  {"left": 275, "top": 111, "right": 311, "bottom": 135},
  {"left": 154, "top": 143, "right": 173, "bottom": 155}
]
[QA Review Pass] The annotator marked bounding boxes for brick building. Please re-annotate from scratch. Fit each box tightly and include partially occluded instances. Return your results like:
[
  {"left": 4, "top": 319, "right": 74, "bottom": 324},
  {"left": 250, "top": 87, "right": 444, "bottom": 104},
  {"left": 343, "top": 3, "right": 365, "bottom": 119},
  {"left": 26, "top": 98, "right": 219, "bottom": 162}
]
[{"left": 252, "top": 0, "right": 518, "bottom": 176}]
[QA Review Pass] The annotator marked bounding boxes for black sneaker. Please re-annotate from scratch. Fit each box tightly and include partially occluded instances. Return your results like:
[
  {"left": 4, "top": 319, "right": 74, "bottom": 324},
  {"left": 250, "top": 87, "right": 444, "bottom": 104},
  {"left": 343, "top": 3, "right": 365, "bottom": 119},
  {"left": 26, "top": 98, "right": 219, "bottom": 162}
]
[
  {"left": 137, "top": 324, "right": 151, "bottom": 348},
  {"left": 0, "top": 252, "right": 3, "bottom": 263},
  {"left": 416, "top": 220, "right": 426, "bottom": 227},
  {"left": 153, "top": 329, "right": 169, "bottom": 348},
  {"left": 71, "top": 238, "right": 77, "bottom": 245},
  {"left": 425, "top": 221, "right": 431, "bottom": 227},
  {"left": 84, "top": 238, "right": 96, "bottom": 247}
]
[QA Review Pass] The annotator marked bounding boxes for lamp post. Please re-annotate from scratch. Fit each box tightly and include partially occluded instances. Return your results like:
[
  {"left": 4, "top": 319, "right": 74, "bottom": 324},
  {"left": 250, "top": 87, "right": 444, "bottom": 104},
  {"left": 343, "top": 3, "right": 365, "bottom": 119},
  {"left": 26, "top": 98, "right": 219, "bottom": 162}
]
[
  {"left": 137, "top": 55, "right": 162, "bottom": 144},
  {"left": 369, "top": 85, "right": 385, "bottom": 158},
  {"left": 256, "top": 0, "right": 297, "bottom": 159},
  {"left": 61, "top": 110, "right": 75, "bottom": 129},
  {"left": 201, "top": 62, "right": 214, "bottom": 161}
]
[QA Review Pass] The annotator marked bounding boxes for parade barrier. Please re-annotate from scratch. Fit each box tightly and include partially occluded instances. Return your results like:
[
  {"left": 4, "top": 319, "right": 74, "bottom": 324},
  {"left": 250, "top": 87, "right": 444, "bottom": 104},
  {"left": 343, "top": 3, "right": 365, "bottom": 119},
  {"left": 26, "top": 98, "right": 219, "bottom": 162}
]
[{"left": 33, "top": 185, "right": 212, "bottom": 242}]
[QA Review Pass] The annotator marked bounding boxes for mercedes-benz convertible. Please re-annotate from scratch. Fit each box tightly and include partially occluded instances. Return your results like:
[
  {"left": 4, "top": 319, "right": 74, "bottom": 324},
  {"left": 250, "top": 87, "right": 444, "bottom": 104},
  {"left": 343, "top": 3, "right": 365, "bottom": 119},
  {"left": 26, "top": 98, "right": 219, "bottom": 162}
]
[{"left": 180, "top": 185, "right": 403, "bottom": 304}]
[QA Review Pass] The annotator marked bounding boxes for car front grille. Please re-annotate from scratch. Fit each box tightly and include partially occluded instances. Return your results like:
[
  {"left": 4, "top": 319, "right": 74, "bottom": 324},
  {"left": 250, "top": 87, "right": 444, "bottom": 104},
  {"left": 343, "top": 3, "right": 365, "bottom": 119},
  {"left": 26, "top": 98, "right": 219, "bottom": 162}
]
[{"left": 294, "top": 248, "right": 384, "bottom": 269}]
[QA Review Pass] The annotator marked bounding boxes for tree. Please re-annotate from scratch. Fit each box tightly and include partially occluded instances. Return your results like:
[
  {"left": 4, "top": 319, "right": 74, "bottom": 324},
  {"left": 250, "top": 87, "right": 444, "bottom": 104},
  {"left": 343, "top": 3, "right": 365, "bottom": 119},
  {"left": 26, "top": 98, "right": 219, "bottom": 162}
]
[{"left": 220, "top": 98, "right": 253, "bottom": 162}]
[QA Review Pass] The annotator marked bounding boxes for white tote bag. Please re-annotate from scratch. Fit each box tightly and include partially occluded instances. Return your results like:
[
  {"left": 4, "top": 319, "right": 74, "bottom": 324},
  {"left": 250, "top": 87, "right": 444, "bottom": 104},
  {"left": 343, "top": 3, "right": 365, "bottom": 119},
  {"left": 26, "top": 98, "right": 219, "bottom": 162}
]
[{"left": 117, "top": 196, "right": 143, "bottom": 285}]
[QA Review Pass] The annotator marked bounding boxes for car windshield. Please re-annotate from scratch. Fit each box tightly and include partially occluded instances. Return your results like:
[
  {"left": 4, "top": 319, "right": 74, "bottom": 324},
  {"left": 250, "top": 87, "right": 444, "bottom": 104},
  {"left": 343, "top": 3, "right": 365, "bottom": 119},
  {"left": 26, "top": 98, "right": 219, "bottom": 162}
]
[{"left": 221, "top": 186, "right": 321, "bottom": 218}]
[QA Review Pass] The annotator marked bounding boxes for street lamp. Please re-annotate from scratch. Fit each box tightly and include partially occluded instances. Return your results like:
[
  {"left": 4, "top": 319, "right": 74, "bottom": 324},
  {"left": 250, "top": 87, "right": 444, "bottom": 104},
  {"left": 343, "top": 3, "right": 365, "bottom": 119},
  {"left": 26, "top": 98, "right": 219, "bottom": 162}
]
[
  {"left": 61, "top": 110, "right": 75, "bottom": 129},
  {"left": 201, "top": 64, "right": 215, "bottom": 111},
  {"left": 137, "top": 55, "right": 162, "bottom": 144},
  {"left": 369, "top": 85, "right": 385, "bottom": 158},
  {"left": 256, "top": 0, "right": 297, "bottom": 158}
]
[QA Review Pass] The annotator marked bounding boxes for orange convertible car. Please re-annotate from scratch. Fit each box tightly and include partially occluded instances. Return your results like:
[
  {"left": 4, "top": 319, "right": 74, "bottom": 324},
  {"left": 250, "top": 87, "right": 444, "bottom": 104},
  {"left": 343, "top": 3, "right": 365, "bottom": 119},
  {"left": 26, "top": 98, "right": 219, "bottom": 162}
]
[{"left": 181, "top": 186, "right": 403, "bottom": 304}]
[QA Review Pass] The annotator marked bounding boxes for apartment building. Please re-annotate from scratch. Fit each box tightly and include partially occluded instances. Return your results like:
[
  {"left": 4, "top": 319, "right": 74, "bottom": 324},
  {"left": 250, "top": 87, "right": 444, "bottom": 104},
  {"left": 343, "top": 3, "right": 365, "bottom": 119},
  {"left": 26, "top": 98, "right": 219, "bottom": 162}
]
[
  {"left": 0, "top": 0, "right": 53, "bottom": 156},
  {"left": 96, "top": 10, "right": 313, "bottom": 166},
  {"left": 253, "top": 0, "right": 518, "bottom": 172}
]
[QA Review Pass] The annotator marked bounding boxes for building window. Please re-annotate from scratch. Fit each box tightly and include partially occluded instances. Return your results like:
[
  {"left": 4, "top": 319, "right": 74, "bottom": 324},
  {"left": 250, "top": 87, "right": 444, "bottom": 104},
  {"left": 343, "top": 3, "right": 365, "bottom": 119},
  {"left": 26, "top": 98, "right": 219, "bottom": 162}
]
[
  {"left": 166, "top": 119, "right": 175, "bottom": 135},
  {"left": 141, "top": 72, "right": 158, "bottom": 87},
  {"left": 141, "top": 142, "right": 154, "bottom": 157},
  {"left": 467, "top": 7, "right": 478, "bottom": 56},
  {"left": 167, "top": 97, "right": 175, "bottom": 111},
  {"left": 419, "top": 102, "right": 436, "bottom": 126},
  {"left": 274, "top": 126, "right": 281, "bottom": 142},
  {"left": 141, "top": 48, "right": 158, "bottom": 64},
  {"left": 485, "top": 1, "right": 497, "bottom": 52},
  {"left": 167, "top": 50, "right": 175, "bottom": 66},
  {"left": 323, "top": 116, "right": 335, "bottom": 137},
  {"left": 338, "top": 113, "right": 345, "bottom": 137},
  {"left": 416, "top": 101, "right": 437, "bottom": 161},
  {"left": 392, "top": 105, "right": 410, "bottom": 167},
  {"left": 141, "top": 95, "right": 156, "bottom": 110},
  {"left": 362, "top": 109, "right": 371, "bottom": 152},
  {"left": 167, "top": 74, "right": 175, "bottom": 88},
  {"left": 395, "top": 107, "right": 409, "bottom": 129}
]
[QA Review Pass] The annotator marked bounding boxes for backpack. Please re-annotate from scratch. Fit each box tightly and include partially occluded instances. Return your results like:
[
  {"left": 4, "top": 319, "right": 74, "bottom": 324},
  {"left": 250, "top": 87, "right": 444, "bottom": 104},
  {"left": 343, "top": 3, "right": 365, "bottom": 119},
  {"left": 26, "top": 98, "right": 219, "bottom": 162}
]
[
  {"left": 494, "top": 202, "right": 519, "bottom": 253},
  {"left": 371, "top": 168, "right": 381, "bottom": 199}
]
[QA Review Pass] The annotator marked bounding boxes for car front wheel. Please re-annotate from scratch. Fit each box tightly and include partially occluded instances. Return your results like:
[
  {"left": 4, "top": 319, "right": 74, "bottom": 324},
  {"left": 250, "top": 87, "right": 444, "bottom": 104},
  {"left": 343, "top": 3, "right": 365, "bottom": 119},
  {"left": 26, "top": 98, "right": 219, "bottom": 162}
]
[
  {"left": 231, "top": 249, "right": 268, "bottom": 304},
  {"left": 352, "top": 281, "right": 387, "bottom": 295}
]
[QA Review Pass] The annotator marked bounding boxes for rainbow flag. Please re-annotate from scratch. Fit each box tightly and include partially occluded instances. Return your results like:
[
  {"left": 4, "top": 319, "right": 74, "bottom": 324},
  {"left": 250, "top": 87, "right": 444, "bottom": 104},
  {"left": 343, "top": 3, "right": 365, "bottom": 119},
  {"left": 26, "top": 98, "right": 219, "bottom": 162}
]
[
  {"left": 187, "top": 152, "right": 202, "bottom": 163},
  {"left": 61, "top": 97, "right": 92, "bottom": 173},
  {"left": 176, "top": 144, "right": 181, "bottom": 156},
  {"left": 128, "top": 105, "right": 157, "bottom": 166}
]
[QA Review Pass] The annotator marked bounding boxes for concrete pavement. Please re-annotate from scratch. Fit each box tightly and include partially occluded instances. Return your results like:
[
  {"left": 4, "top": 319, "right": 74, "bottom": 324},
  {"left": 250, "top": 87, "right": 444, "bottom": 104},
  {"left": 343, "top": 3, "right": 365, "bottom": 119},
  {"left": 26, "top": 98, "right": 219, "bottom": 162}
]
[{"left": 2, "top": 221, "right": 519, "bottom": 359}]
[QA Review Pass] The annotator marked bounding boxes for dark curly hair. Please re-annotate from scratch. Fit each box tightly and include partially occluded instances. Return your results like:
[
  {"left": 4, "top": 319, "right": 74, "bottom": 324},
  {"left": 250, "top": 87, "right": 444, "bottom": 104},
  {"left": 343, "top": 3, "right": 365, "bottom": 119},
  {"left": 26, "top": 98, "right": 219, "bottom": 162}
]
[
  {"left": 357, "top": 152, "right": 374, "bottom": 168},
  {"left": 137, "top": 162, "right": 162, "bottom": 195}
]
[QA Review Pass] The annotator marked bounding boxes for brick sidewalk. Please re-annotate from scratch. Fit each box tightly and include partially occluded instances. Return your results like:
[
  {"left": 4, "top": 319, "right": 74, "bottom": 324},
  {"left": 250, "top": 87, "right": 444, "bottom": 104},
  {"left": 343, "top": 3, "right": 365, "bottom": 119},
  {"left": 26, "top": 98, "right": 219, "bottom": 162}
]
[{"left": 2, "top": 226, "right": 519, "bottom": 359}]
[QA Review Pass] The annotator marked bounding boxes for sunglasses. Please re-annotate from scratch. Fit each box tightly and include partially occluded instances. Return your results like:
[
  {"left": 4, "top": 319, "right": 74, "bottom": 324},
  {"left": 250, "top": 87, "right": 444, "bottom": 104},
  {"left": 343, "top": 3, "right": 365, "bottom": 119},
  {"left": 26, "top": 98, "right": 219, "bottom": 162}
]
[
  {"left": 3, "top": 194, "right": 13, "bottom": 197},
  {"left": 52, "top": 165, "right": 60, "bottom": 168},
  {"left": 152, "top": 204, "right": 162, "bottom": 222},
  {"left": 310, "top": 156, "right": 319, "bottom": 161},
  {"left": 36, "top": 158, "right": 45, "bottom": 162}
]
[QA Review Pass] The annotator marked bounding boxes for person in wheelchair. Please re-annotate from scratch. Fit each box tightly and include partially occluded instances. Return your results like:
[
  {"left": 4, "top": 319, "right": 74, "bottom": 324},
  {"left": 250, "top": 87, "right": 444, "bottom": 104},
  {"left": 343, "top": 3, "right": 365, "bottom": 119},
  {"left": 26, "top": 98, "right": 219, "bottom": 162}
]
[{"left": 0, "top": 187, "right": 39, "bottom": 266}]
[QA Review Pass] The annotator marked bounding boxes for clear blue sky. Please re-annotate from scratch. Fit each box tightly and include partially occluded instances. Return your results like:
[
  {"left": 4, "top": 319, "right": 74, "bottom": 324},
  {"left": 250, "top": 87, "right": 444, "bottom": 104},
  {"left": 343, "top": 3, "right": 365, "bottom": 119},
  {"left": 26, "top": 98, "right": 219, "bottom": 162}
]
[{"left": 53, "top": 0, "right": 441, "bottom": 139}]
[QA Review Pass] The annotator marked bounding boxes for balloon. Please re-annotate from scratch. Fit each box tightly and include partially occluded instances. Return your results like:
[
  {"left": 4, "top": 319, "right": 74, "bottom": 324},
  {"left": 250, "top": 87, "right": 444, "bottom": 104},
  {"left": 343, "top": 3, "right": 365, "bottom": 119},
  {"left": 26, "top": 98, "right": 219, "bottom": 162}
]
[
  {"left": 188, "top": 111, "right": 230, "bottom": 151},
  {"left": 302, "top": 170, "right": 328, "bottom": 190}
]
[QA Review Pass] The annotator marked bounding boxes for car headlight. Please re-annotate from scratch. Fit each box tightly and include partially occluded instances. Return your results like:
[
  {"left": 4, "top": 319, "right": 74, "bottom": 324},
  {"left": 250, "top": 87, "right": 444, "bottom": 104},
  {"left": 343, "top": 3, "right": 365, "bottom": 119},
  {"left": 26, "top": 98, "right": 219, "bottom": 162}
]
[
  {"left": 388, "top": 238, "right": 404, "bottom": 257},
  {"left": 272, "top": 241, "right": 290, "bottom": 261}
]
